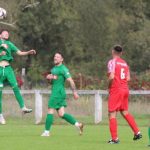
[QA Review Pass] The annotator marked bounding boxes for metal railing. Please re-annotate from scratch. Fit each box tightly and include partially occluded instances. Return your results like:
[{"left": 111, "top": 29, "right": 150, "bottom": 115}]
[{"left": 3, "top": 90, "right": 150, "bottom": 124}]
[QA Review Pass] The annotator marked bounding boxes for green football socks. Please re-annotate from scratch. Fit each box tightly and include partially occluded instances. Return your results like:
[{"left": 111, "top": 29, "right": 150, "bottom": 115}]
[
  {"left": 12, "top": 86, "right": 25, "bottom": 108},
  {"left": 45, "top": 114, "right": 54, "bottom": 131},
  {"left": 0, "top": 86, "right": 25, "bottom": 113},
  {"left": 0, "top": 90, "right": 2, "bottom": 113},
  {"left": 148, "top": 127, "right": 150, "bottom": 145},
  {"left": 62, "top": 113, "right": 77, "bottom": 125}
]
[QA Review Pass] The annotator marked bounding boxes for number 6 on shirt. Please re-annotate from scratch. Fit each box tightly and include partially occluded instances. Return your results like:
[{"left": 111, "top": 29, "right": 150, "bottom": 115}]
[{"left": 120, "top": 68, "right": 126, "bottom": 79}]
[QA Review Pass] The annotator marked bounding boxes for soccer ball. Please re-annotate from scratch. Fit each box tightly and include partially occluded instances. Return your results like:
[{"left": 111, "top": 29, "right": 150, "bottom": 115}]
[{"left": 0, "top": 7, "right": 7, "bottom": 19}]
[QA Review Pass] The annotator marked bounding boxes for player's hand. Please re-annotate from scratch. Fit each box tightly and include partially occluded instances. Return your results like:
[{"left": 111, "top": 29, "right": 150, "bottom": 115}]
[
  {"left": 28, "top": 49, "right": 36, "bottom": 55},
  {"left": 1, "top": 44, "right": 8, "bottom": 49},
  {"left": 46, "top": 74, "right": 54, "bottom": 80},
  {"left": 0, "top": 51, "right": 6, "bottom": 56},
  {"left": 73, "top": 91, "right": 79, "bottom": 100},
  {"left": 42, "top": 72, "right": 49, "bottom": 78}
]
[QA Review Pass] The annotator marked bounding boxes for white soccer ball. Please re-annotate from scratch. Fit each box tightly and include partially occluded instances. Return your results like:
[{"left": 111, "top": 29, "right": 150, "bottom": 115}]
[{"left": 0, "top": 7, "right": 7, "bottom": 19}]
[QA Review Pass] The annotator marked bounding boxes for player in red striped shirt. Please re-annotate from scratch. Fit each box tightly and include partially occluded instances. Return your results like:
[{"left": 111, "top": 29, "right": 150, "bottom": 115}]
[{"left": 107, "top": 45, "right": 142, "bottom": 144}]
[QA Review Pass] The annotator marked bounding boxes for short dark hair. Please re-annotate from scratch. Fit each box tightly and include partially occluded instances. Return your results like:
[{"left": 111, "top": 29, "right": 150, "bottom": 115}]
[
  {"left": 0, "top": 29, "right": 9, "bottom": 34},
  {"left": 113, "top": 45, "right": 123, "bottom": 52},
  {"left": 54, "top": 51, "right": 64, "bottom": 58}
]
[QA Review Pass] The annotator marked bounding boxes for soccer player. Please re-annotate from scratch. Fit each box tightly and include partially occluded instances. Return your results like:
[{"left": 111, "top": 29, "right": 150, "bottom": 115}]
[
  {"left": 148, "top": 126, "right": 150, "bottom": 146},
  {"left": 0, "top": 29, "right": 36, "bottom": 124},
  {"left": 107, "top": 45, "right": 142, "bottom": 144},
  {"left": 41, "top": 52, "right": 83, "bottom": 137}
]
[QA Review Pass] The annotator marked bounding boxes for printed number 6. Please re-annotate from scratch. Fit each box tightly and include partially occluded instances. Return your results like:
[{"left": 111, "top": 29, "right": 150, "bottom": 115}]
[{"left": 121, "top": 68, "right": 125, "bottom": 79}]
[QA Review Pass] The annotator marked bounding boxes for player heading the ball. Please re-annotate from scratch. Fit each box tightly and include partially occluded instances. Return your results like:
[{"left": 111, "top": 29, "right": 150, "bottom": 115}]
[{"left": 0, "top": 29, "right": 36, "bottom": 125}]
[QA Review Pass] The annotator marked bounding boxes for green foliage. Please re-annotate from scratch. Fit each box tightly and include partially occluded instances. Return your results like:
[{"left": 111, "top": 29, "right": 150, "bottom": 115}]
[
  {"left": 1, "top": 0, "right": 150, "bottom": 89},
  {"left": 18, "top": 0, "right": 79, "bottom": 63},
  {"left": 27, "top": 58, "right": 46, "bottom": 86}
]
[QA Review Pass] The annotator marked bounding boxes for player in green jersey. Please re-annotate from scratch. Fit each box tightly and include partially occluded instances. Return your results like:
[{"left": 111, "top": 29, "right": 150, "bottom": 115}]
[
  {"left": 0, "top": 29, "right": 36, "bottom": 124},
  {"left": 41, "top": 52, "right": 83, "bottom": 137},
  {"left": 148, "top": 126, "right": 150, "bottom": 146}
]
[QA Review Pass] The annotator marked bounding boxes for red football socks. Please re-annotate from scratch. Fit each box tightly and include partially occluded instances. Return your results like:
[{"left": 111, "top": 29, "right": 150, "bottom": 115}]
[
  {"left": 124, "top": 113, "right": 139, "bottom": 134},
  {"left": 109, "top": 118, "right": 118, "bottom": 140}
]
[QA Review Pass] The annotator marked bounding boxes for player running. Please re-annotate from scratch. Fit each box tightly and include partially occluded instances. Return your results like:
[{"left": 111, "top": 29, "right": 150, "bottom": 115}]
[
  {"left": 0, "top": 29, "right": 36, "bottom": 124},
  {"left": 41, "top": 52, "right": 83, "bottom": 137},
  {"left": 107, "top": 45, "right": 142, "bottom": 144}
]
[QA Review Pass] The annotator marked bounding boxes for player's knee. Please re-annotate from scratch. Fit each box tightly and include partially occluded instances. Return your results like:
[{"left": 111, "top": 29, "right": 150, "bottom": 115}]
[
  {"left": 58, "top": 112, "right": 64, "bottom": 118},
  {"left": 108, "top": 111, "right": 116, "bottom": 119},
  {"left": 0, "top": 85, "right": 3, "bottom": 93},
  {"left": 121, "top": 110, "right": 129, "bottom": 117},
  {"left": 0, "top": 83, "right": 3, "bottom": 90},
  {"left": 47, "top": 108, "right": 54, "bottom": 114}
]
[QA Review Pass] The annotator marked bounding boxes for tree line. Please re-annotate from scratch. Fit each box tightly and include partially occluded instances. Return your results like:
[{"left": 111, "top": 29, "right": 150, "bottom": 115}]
[{"left": 0, "top": 0, "right": 150, "bottom": 89}]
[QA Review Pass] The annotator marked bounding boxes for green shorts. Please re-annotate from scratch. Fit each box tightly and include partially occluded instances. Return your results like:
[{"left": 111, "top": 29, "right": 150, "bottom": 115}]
[
  {"left": 48, "top": 96, "right": 67, "bottom": 109},
  {"left": 0, "top": 65, "right": 18, "bottom": 88}
]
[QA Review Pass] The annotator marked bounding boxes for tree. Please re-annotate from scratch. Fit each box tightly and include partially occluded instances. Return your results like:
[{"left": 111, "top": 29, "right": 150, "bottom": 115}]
[{"left": 1, "top": 0, "right": 149, "bottom": 88}]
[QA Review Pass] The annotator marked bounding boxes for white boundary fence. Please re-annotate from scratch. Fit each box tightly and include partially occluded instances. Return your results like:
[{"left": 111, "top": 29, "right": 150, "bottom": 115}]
[{"left": 3, "top": 90, "right": 150, "bottom": 124}]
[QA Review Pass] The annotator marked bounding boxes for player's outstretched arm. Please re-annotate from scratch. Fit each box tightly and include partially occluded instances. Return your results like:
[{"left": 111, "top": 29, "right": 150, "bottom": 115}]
[
  {"left": 16, "top": 49, "right": 36, "bottom": 56},
  {"left": 67, "top": 77, "right": 79, "bottom": 100}
]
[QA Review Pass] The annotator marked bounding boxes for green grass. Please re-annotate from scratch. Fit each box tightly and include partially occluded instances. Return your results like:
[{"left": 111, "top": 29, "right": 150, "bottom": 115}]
[{"left": 0, "top": 117, "right": 149, "bottom": 150}]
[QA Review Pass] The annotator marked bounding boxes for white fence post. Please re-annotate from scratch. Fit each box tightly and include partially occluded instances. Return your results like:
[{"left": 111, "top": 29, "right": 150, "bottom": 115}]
[
  {"left": 35, "top": 90, "right": 42, "bottom": 124},
  {"left": 2, "top": 90, "right": 150, "bottom": 124},
  {"left": 94, "top": 91, "right": 102, "bottom": 124}
]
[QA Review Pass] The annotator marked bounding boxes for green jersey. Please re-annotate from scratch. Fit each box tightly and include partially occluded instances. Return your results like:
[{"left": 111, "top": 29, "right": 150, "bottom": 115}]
[
  {"left": 51, "top": 64, "right": 71, "bottom": 97},
  {"left": 0, "top": 39, "right": 19, "bottom": 62},
  {"left": 48, "top": 64, "right": 71, "bottom": 109}
]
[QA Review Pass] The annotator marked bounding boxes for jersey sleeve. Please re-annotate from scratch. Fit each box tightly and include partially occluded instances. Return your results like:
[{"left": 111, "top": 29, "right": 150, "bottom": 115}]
[
  {"left": 9, "top": 42, "right": 19, "bottom": 53},
  {"left": 107, "top": 59, "right": 116, "bottom": 73},
  {"left": 63, "top": 67, "right": 71, "bottom": 79}
]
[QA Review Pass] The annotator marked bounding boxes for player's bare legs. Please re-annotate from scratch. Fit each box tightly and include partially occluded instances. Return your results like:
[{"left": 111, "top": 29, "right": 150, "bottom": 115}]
[
  {"left": 120, "top": 110, "right": 142, "bottom": 140},
  {"left": 41, "top": 107, "right": 83, "bottom": 137},
  {"left": 58, "top": 107, "right": 84, "bottom": 135}
]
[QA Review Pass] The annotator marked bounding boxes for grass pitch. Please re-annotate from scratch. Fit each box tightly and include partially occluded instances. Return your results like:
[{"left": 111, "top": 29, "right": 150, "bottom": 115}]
[{"left": 0, "top": 117, "right": 149, "bottom": 150}]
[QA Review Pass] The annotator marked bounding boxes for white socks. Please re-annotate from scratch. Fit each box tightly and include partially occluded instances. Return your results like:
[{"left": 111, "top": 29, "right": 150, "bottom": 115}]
[
  {"left": 75, "top": 122, "right": 80, "bottom": 127},
  {"left": 44, "top": 130, "right": 50, "bottom": 134}
]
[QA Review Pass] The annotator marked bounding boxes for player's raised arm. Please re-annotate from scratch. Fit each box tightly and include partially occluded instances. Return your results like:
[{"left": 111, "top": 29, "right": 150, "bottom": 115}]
[
  {"left": 16, "top": 49, "right": 36, "bottom": 56},
  {"left": 67, "top": 77, "right": 79, "bottom": 100},
  {"left": 0, "top": 29, "right": 33, "bottom": 125}
]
